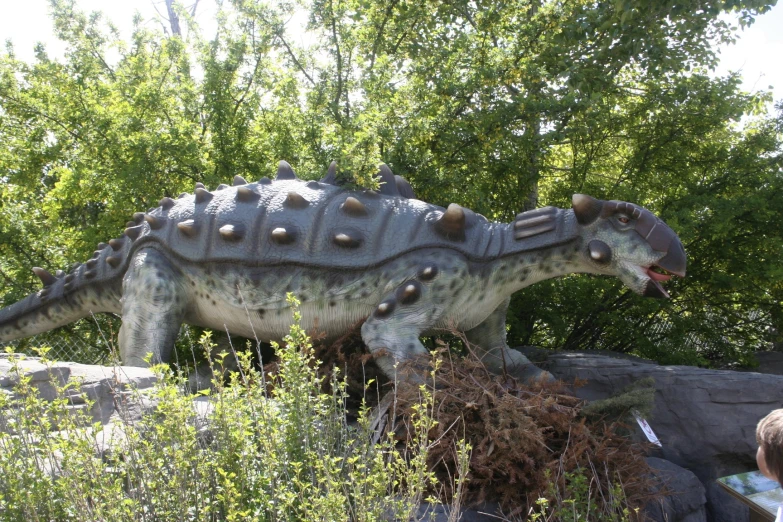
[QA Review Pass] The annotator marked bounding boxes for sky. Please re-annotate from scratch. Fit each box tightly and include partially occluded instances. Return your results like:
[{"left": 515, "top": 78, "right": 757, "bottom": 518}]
[{"left": 0, "top": 0, "right": 781, "bottom": 111}]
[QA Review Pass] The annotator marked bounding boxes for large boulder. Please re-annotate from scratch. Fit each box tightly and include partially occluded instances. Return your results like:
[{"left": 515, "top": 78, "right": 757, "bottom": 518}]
[
  {"left": 539, "top": 351, "right": 783, "bottom": 522},
  {"left": 0, "top": 353, "right": 158, "bottom": 428},
  {"left": 645, "top": 457, "right": 707, "bottom": 522}
]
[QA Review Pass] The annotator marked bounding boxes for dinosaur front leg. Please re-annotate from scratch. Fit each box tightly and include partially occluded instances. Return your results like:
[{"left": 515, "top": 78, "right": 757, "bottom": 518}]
[
  {"left": 465, "top": 298, "right": 553, "bottom": 382},
  {"left": 119, "top": 248, "right": 188, "bottom": 366},
  {"left": 360, "top": 280, "right": 442, "bottom": 381}
]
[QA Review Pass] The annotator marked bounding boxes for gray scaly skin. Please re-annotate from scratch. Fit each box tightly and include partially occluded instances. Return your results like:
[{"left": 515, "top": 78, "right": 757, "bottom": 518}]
[{"left": 0, "top": 161, "right": 686, "bottom": 381}]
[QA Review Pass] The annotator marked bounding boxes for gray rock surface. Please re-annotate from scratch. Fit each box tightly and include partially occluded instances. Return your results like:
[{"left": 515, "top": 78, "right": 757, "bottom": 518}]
[
  {"left": 541, "top": 351, "right": 783, "bottom": 522},
  {"left": 645, "top": 457, "right": 707, "bottom": 522},
  {"left": 0, "top": 353, "right": 158, "bottom": 428}
]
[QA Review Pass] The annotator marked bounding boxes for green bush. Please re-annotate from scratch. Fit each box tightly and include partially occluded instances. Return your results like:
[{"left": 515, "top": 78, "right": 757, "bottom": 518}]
[{"left": 0, "top": 295, "right": 443, "bottom": 521}]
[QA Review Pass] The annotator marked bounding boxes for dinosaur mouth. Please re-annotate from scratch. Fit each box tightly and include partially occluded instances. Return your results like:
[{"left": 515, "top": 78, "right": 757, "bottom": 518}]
[{"left": 643, "top": 265, "right": 674, "bottom": 298}]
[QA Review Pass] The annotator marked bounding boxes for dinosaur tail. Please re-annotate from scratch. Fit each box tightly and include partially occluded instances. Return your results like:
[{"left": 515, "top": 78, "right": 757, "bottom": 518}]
[{"left": 0, "top": 265, "right": 123, "bottom": 344}]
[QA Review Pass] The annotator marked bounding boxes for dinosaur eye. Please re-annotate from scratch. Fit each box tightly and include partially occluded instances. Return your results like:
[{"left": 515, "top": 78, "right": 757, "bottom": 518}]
[{"left": 618, "top": 215, "right": 630, "bottom": 224}]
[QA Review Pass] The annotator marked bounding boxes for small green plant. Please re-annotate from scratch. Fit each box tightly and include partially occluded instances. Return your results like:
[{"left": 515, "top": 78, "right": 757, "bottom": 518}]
[
  {"left": 527, "top": 468, "right": 637, "bottom": 522},
  {"left": 0, "top": 294, "right": 450, "bottom": 521}
]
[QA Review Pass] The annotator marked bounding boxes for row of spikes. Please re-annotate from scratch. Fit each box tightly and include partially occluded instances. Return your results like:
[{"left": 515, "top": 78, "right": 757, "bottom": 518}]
[{"left": 30, "top": 162, "right": 426, "bottom": 292}]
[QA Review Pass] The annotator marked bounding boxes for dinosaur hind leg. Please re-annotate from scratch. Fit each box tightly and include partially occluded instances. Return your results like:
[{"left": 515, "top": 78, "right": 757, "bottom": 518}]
[
  {"left": 119, "top": 248, "right": 187, "bottom": 366},
  {"left": 465, "top": 298, "right": 553, "bottom": 382}
]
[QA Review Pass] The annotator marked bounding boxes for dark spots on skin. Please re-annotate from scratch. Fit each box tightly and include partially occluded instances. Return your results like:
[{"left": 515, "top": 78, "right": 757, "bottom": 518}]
[
  {"left": 542, "top": 265, "right": 553, "bottom": 274},
  {"left": 449, "top": 280, "right": 458, "bottom": 290},
  {"left": 190, "top": 281, "right": 196, "bottom": 286},
  {"left": 478, "top": 293, "right": 485, "bottom": 301},
  {"left": 211, "top": 300, "right": 217, "bottom": 306},
  {"left": 329, "top": 301, "right": 336, "bottom": 307},
  {"left": 257, "top": 309, "right": 265, "bottom": 318},
  {"left": 521, "top": 268, "right": 531, "bottom": 277},
  {"left": 407, "top": 343, "right": 415, "bottom": 351}
]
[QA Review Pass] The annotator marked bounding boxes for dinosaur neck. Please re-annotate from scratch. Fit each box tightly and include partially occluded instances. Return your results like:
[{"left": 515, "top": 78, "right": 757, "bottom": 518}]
[{"left": 486, "top": 208, "right": 593, "bottom": 294}]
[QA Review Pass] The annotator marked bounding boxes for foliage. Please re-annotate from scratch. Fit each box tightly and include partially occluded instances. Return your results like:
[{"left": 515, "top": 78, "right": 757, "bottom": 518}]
[
  {"left": 392, "top": 346, "right": 655, "bottom": 518},
  {"left": 0, "top": 0, "right": 781, "bottom": 366},
  {"left": 0, "top": 295, "right": 442, "bottom": 521}
]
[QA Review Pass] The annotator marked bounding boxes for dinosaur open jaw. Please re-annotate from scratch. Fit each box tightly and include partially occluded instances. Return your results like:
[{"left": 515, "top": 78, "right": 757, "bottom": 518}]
[{"left": 643, "top": 265, "right": 675, "bottom": 298}]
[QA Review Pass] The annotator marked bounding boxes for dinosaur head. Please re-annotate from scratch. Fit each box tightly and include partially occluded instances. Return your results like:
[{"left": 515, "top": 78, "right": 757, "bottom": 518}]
[{"left": 572, "top": 194, "right": 686, "bottom": 298}]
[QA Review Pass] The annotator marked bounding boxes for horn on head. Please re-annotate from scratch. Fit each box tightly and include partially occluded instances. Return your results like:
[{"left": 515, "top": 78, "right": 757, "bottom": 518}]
[{"left": 572, "top": 194, "right": 603, "bottom": 225}]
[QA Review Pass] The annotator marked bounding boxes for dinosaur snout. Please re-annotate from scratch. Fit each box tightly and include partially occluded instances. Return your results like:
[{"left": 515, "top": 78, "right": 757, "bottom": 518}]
[{"left": 656, "top": 236, "right": 686, "bottom": 278}]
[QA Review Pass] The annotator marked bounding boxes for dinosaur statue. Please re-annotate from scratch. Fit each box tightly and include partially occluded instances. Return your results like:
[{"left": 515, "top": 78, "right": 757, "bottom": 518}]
[{"left": 0, "top": 162, "right": 686, "bottom": 381}]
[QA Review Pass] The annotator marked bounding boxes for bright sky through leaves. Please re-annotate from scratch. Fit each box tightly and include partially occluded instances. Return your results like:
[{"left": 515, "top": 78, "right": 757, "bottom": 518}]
[{"left": 0, "top": 0, "right": 781, "bottom": 110}]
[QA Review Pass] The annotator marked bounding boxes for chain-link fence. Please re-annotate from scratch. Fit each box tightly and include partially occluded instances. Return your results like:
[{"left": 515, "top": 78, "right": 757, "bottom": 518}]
[{"left": 0, "top": 319, "right": 115, "bottom": 365}]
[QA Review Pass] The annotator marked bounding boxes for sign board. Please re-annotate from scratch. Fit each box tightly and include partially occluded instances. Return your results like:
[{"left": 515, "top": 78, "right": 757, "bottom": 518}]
[
  {"left": 717, "top": 471, "right": 782, "bottom": 522},
  {"left": 632, "top": 410, "right": 662, "bottom": 447}
]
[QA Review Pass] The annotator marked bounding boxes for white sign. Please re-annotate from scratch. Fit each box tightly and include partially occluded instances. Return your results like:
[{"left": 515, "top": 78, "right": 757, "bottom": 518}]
[{"left": 633, "top": 410, "right": 662, "bottom": 447}]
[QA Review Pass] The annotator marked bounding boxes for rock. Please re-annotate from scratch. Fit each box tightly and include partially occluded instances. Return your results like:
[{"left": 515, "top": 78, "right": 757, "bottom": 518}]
[
  {"left": 645, "top": 457, "right": 707, "bottom": 522},
  {"left": 0, "top": 354, "right": 158, "bottom": 428},
  {"left": 753, "top": 352, "right": 783, "bottom": 376},
  {"left": 541, "top": 351, "right": 783, "bottom": 522}
]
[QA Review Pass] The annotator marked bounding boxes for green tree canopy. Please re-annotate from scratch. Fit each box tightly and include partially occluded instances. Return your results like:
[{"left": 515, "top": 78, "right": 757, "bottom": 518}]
[{"left": 1, "top": 0, "right": 780, "bottom": 366}]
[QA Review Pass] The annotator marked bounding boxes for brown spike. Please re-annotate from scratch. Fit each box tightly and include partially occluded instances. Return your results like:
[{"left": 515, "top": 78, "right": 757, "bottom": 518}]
[
  {"left": 178, "top": 192, "right": 189, "bottom": 199},
  {"left": 514, "top": 214, "right": 555, "bottom": 230},
  {"left": 144, "top": 214, "right": 166, "bottom": 230},
  {"left": 55, "top": 270, "right": 64, "bottom": 278},
  {"left": 514, "top": 223, "right": 556, "bottom": 240},
  {"left": 125, "top": 225, "right": 143, "bottom": 240},
  {"left": 271, "top": 227, "right": 295, "bottom": 244},
  {"left": 233, "top": 175, "right": 247, "bottom": 186},
  {"left": 276, "top": 160, "right": 297, "bottom": 180},
  {"left": 515, "top": 207, "right": 557, "bottom": 223},
  {"left": 572, "top": 194, "right": 603, "bottom": 225},
  {"left": 435, "top": 204, "right": 466, "bottom": 240},
  {"left": 33, "top": 267, "right": 57, "bottom": 287},
  {"left": 194, "top": 188, "right": 213, "bottom": 203},
  {"left": 588, "top": 240, "right": 612, "bottom": 264},
  {"left": 397, "top": 281, "right": 422, "bottom": 305},
  {"left": 109, "top": 238, "right": 125, "bottom": 251},
  {"left": 84, "top": 270, "right": 96, "bottom": 279},
  {"left": 126, "top": 221, "right": 136, "bottom": 228},
  {"left": 177, "top": 219, "right": 198, "bottom": 237},
  {"left": 236, "top": 186, "right": 258, "bottom": 202},
  {"left": 133, "top": 212, "right": 145, "bottom": 224},
  {"left": 85, "top": 258, "right": 98, "bottom": 270},
  {"left": 92, "top": 251, "right": 101, "bottom": 259},
  {"left": 374, "top": 299, "right": 396, "bottom": 318},
  {"left": 160, "top": 197, "right": 175, "bottom": 210},
  {"left": 64, "top": 273, "right": 75, "bottom": 284},
  {"left": 63, "top": 283, "right": 74, "bottom": 292},
  {"left": 320, "top": 161, "right": 337, "bottom": 185},
  {"left": 306, "top": 180, "right": 321, "bottom": 189},
  {"left": 195, "top": 182, "right": 206, "bottom": 190},
  {"left": 333, "top": 231, "right": 362, "bottom": 248},
  {"left": 340, "top": 196, "right": 367, "bottom": 216},
  {"left": 216, "top": 183, "right": 229, "bottom": 191},
  {"left": 97, "top": 242, "right": 107, "bottom": 250},
  {"left": 258, "top": 176, "right": 272, "bottom": 184},
  {"left": 285, "top": 191, "right": 310, "bottom": 209},
  {"left": 418, "top": 266, "right": 439, "bottom": 281},
  {"left": 106, "top": 256, "right": 121, "bottom": 268},
  {"left": 219, "top": 224, "right": 244, "bottom": 241},
  {"left": 377, "top": 164, "right": 399, "bottom": 196}
]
